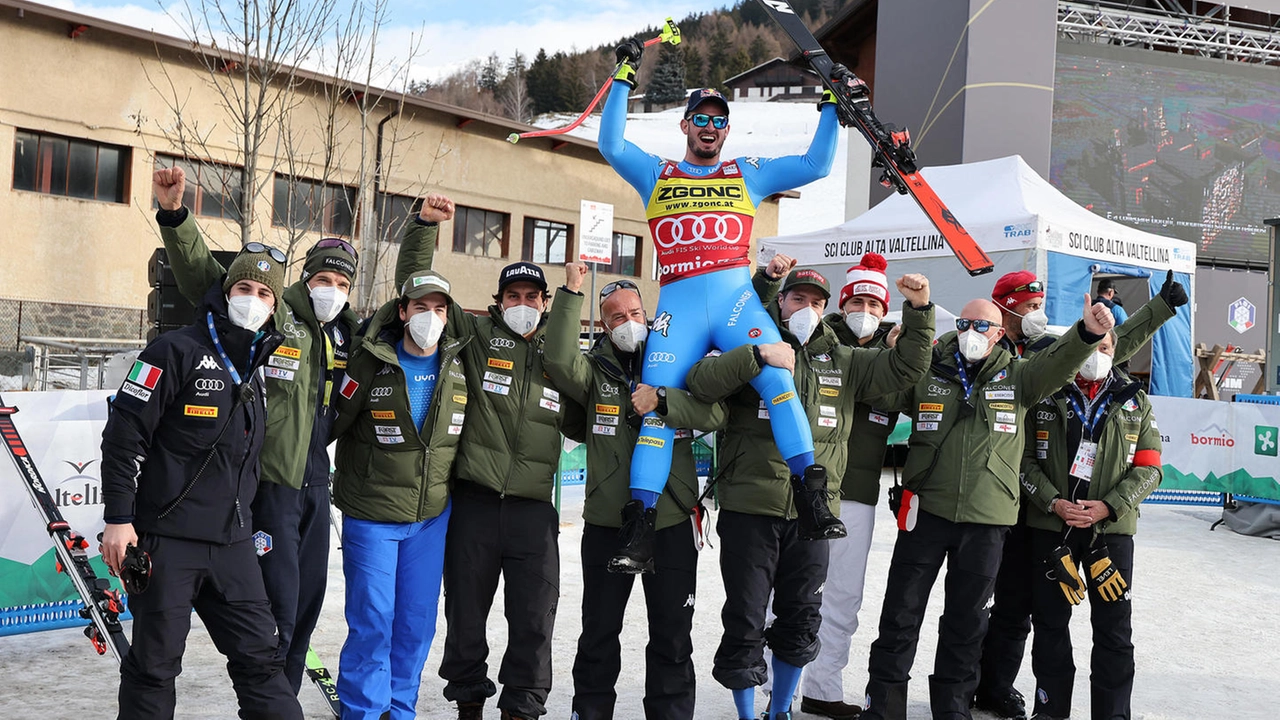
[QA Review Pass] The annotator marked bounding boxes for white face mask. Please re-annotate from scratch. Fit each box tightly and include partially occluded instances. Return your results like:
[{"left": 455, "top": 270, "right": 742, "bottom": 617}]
[
  {"left": 1078, "top": 349, "right": 1113, "bottom": 381},
  {"left": 309, "top": 285, "right": 348, "bottom": 324},
  {"left": 226, "top": 294, "right": 272, "bottom": 332},
  {"left": 407, "top": 311, "right": 445, "bottom": 350},
  {"left": 844, "top": 311, "right": 880, "bottom": 339},
  {"left": 1017, "top": 307, "right": 1048, "bottom": 338},
  {"left": 785, "top": 307, "right": 821, "bottom": 345},
  {"left": 609, "top": 320, "right": 648, "bottom": 353},
  {"left": 957, "top": 329, "right": 991, "bottom": 363},
  {"left": 503, "top": 304, "right": 541, "bottom": 336}
]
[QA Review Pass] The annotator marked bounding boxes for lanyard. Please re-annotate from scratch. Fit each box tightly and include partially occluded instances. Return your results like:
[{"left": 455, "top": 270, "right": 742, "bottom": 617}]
[
  {"left": 953, "top": 351, "right": 974, "bottom": 400},
  {"left": 207, "top": 312, "right": 255, "bottom": 387},
  {"left": 322, "top": 330, "right": 335, "bottom": 407},
  {"left": 1064, "top": 389, "right": 1111, "bottom": 439}
]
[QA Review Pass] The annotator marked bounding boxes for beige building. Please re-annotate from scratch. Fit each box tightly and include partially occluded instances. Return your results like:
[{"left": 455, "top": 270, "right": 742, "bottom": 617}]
[{"left": 0, "top": 0, "right": 786, "bottom": 347}]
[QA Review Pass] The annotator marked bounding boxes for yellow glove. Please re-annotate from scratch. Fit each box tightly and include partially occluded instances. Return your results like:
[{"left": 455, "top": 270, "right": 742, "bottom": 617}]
[
  {"left": 1087, "top": 545, "right": 1129, "bottom": 602},
  {"left": 1047, "top": 545, "right": 1086, "bottom": 605}
]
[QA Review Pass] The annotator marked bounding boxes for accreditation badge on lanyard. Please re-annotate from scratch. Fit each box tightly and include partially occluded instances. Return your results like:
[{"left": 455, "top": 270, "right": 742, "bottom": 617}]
[{"left": 1070, "top": 441, "right": 1097, "bottom": 481}]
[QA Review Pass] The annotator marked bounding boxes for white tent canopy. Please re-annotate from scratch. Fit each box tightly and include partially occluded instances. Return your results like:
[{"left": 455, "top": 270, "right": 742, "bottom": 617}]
[{"left": 761, "top": 155, "right": 1198, "bottom": 395}]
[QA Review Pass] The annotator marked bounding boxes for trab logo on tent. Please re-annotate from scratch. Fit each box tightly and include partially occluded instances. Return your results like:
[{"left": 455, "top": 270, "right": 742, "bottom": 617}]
[{"left": 1228, "top": 297, "right": 1255, "bottom": 334}]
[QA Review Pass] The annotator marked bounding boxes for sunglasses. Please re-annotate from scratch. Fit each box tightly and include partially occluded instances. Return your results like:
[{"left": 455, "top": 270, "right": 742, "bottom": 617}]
[
  {"left": 688, "top": 113, "right": 729, "bottom": 129},
  {"left": 955, "top": 318, "right": 995, "bottom": 333},
  {"left": 311, "top": 237, "right": 359, "bottom": 263},
  {"left": 1010, "top": 280, "right": 1044, "bottom": 294},
  {"left": 242, "top": 242, "right": 287, "bottom": 264},
  {"left": 600, "top": 279, "right": 640, "bottom": 301}
]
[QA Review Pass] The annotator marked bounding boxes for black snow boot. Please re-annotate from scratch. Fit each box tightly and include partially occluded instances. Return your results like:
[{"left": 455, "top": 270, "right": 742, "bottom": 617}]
[
  {"left": 607, "top": 499, "right": 657, "bottom": 574},
  {"left": 457, "top": 702, "right": 484, "bottom": 720},
  {"left": 791, "top": 465, "right": 846, "bottom": 540}
]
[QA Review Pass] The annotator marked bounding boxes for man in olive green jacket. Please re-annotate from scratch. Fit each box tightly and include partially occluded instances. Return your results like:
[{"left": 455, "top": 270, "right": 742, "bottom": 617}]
[
  {"left": 859, "top": 294, "right": 1114, "bottom": 720},
  {"left": 1019, "top": 330, "right": 1162, "bottom": 720},
  {"left": 976, "top": 270, "right": 1187, "bottom": 719},
  {"left": 151, "top": 166, "right": 450, "bottom": 693},
  {"left": 686, "top": 267, "right": 935, "bottom": 720},
  {"left": 547, "top": 262, "right": 727, "bottom": 720},
  {"left": 400, "top": 211, "right": 583, "bottom": 719},
  {"left": 329, "top": 270, "right": 470, "bottom": 719}
]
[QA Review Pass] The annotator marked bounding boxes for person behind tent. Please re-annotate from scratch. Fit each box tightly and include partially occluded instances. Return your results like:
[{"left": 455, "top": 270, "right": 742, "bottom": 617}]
[{"left": 599, "top": 37, "right": 846, "bottom": 574}]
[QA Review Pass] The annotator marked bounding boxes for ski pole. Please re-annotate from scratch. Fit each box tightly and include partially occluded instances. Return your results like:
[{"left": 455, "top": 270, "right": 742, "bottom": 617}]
[{"left": 507, "top": 17, "right": 680, "bottom": 144}]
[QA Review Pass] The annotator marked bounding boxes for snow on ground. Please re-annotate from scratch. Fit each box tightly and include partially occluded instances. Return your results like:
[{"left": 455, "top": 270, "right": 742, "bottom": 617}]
[
  {"left": 541, "top": 100, "right": 851, "bottom": 237},
  {"left": 1, "top": 477, "right": 1276, "bottom": 719}
]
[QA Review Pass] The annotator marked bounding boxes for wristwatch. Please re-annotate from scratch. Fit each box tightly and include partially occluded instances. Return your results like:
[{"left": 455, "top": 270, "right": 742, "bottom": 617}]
[{"left": 655, "top": 386, "right": 668, "bottom": 415}]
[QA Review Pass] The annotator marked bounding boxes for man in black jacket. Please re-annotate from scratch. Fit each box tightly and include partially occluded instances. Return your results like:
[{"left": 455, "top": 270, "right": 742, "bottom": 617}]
[{"left": 99, "top": 248, "right": 301, "bottom": 720}]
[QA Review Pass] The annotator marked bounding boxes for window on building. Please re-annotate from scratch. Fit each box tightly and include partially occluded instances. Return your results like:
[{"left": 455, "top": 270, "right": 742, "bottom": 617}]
[
  {"left": 452, "top": 205, "right": 508, "bottom": 258},
  {"left": 272, "top": 174, "right": 358, "bottom": 236},
  {"left": 375, "top": 193, "right": 423, "bottom": 245},
  {"left": 601, "top": 232, "right": 640, "bottom": 276},
  {"left": 154, "top": 155, "right": 244, "bottom": 221},
  {"left": 12, "top": 130, "right": 129, "bottom": 203},
  {"left": 522, "top": 217, "right": 571, "bottom": 264}
]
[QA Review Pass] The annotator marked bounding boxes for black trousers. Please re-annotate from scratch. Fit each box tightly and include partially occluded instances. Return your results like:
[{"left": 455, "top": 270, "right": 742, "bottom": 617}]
[
  {"left": 439, "top": 481, "right": 560, "bottom": 718},
  {"left": 1029, "top": 529, "right": 1135, "bottom": 720},
  {"left": 977, "top": 509, "right": 1033, "bottom": 696},
  {"left": 118, "top": 535, "right": 302, "bottom": 720},
  {"left": 864, "top": 511, "right": 1007, "bottom": 720},
  {"left": 712, "top": 510, "right": 829, "bottom": 691},
  {"left": 251, "top": 480, "right": 331, "bottom": 693},
  {"left": 571, "top": 521, "right": 698, "bottom": 720}
]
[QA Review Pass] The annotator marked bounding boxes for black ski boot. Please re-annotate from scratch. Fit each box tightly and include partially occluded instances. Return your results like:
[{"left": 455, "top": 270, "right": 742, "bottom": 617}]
[
  {"left": 608, "top": 499, "right": 656, "bottom": 573},
  {"left": 791, "top": 465, "right": 846, "bottom": 540}
]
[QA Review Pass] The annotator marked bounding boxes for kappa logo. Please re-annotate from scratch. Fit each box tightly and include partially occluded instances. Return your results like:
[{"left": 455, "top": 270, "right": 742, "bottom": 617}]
[
  {"left": 490, "top": 337, "right": 516, "bottom": 350},
  {"left": 652, "top": 311, "right": 673, "bottom": 337},
  {"left": 196, "top": 355, "right": 220, "bottom": 371},
  {"left": 682, "top": 594, "right": 696, "bottom": 608},
  {"left": 377, "top": 365, "right": 395, "bottom": 375},
  {"left": 814, "top": 582, "right": 825, "bottom": 595}
]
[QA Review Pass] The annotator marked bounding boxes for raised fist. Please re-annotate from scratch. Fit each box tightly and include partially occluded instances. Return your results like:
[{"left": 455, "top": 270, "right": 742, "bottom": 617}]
[
  {"left": 153, "top": 166, "right": 186, "bottom": 212},
  {"left": 418, "top": 192, "right": 455, "bottom": 223},
  {"left": 615, "top": 38, "right": 644, "bottom": 65}
]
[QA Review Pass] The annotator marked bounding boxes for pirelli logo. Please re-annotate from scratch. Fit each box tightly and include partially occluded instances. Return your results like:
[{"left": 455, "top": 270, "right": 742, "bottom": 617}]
[
  {"left": 1036, "top": 430, "right": 1049, "bottom": 440},
  {"left": 487, "top": 358, "right": 514, "bottom": 370},
  {"left": 371, "top": 410, "right": 396, "bottom": 420},
  {"left": 184, "top": 404, "right": 218, "bottom": 418},
  {"left": 274, "top": 346, "right": 302, "bottom": 359},
  {"left": 637, "top": 436, "right": 666, "bottom": 448},
  {"left": 596, "top": 404, "right": 620, "bottom": 415},
  {"left": 919, "top": 403, "right": 944, "bottom": 413}
]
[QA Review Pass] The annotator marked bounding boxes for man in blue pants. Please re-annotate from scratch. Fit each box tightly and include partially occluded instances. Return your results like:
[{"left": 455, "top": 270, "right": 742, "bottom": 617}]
[{"left": 600, "top": 38, "right": 843, "bottom": 576}]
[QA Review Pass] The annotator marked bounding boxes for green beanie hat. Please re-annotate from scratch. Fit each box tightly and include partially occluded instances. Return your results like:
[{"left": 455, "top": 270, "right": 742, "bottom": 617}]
[
  {"left": 224, "top": 249, "right": 286, "bottom": 308},
  {"left": 302, "top": 239, "right": 358, "bottom": 282}
]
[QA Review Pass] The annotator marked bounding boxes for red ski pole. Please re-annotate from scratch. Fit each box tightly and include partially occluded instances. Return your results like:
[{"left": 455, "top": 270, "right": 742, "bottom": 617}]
[{"left": 507, "top": 18, "right": 680, "bottom": 144}]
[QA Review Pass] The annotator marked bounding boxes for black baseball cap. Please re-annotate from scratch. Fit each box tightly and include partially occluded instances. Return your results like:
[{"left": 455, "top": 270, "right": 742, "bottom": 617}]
[
  {"left": 497, "top": 261, "right": 548, "bottom": 293},
  {"left": 685, "top": 88, "right": 730, "bottom": 118}
]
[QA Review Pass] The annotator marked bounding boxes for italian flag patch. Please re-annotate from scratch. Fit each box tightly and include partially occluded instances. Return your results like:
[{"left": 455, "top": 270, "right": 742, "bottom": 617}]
[
  {"left": 127, "top": 360, "right": 163, "bottom": 389},
  {"left": 338, "top": 375, "right": 359, "bottom": 400}
]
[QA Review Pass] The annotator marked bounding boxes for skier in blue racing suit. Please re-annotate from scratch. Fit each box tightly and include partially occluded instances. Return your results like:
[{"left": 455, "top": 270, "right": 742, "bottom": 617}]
[{"left": 599, "top": 38, "right": 844, "bottom": 575}]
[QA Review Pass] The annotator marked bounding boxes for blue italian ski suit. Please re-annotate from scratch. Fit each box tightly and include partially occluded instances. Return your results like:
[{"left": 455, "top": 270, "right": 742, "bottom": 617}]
[{"left": 599, "top": 81, "right": 839, "bottom": 494}]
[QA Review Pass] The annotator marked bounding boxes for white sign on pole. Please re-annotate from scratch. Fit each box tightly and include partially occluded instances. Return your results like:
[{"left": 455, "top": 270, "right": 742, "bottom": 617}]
[{"left": 578, "top": 200, "right": 614, "bottom": 265}]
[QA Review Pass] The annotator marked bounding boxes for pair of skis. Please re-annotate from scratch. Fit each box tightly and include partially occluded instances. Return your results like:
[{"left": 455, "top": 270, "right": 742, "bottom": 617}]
[
  {"left": 754, "top": 0, "right": 994, "bottom": 276},
  {"left": 1, "top": 394, "right": 344, "bottom": 717}
]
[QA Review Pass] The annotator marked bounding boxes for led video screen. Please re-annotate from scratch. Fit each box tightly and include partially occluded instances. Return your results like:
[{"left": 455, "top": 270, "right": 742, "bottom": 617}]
[{"left": 1051, "top": 43, "right": 1280, "bottom": 267}]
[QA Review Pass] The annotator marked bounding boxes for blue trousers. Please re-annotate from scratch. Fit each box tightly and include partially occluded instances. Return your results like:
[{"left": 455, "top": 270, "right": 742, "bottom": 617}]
[
  {"left": 632, "top": 267, "right": 813, "bottom": 493},
  {"left": 337, "top": 502, "right": 451, "bottom": 720}
]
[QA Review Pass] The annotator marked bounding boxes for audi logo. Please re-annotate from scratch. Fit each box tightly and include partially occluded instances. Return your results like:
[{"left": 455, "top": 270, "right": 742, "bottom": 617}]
[
  {"left": 653, "top": 214, "right": 745, "bottom": 248},
  {"left": 370, "top": 387, "right": 394, "bottom": 398},
  {"left": 927, "top": 384, "right": 952, "bottom": 396},
  {"left": 193, "top": 378, "right": 225, "bottom": 391},
  {"left": 647, "top": 352, "right": 677, "bottom": 364},
  {"left": 490, "top": 337, "right": 516, "bottom": 350}
]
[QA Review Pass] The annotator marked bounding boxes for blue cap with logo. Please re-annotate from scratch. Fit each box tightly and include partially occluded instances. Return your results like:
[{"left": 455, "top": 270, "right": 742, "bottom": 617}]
[{"left": 685, "top": 88, "right": 730, "bottom": 117}]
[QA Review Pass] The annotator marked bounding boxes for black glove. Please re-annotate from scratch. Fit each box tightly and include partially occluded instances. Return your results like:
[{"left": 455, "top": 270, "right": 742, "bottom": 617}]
[
  {"left": 1158, "top": 269, "right": 1188, "bottom": 309},
  {"left": 1087, "top": 545, "right": 1128, "bottom": 602},
  {"left": 615, "top": 38, "right": 644, "bottom": 65},
  {"left": 1046, "top": 545, "right": 1086, "bottom": 605},
  {"left": 887, "top": 483, "right": 903, "bottom": 516},
  {"left": 829, "top": 63, "right": 868, "bottom": 98}
]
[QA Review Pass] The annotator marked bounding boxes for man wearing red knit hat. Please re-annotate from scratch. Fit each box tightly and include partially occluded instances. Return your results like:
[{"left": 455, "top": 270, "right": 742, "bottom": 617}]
[
  {"left": 974, "top": 269, "right": 1187, "bottom": 720},
  {"left": 789, "top": 253, "right": 907, "bottom": 719}
]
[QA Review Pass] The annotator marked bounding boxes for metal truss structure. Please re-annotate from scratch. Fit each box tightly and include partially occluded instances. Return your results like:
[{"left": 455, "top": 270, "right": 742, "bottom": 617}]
[{"left": 1058, "top": 1, "right": 1280, "bottom": 65}]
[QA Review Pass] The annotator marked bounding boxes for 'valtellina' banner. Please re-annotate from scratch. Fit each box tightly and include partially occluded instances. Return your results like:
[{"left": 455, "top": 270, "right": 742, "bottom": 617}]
[
  {"left": 0, "top": 391, "right": 123, "bottom": 635},
  {"left": 1148, "top": 396, "right": 1280, "bottom": 501}
]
